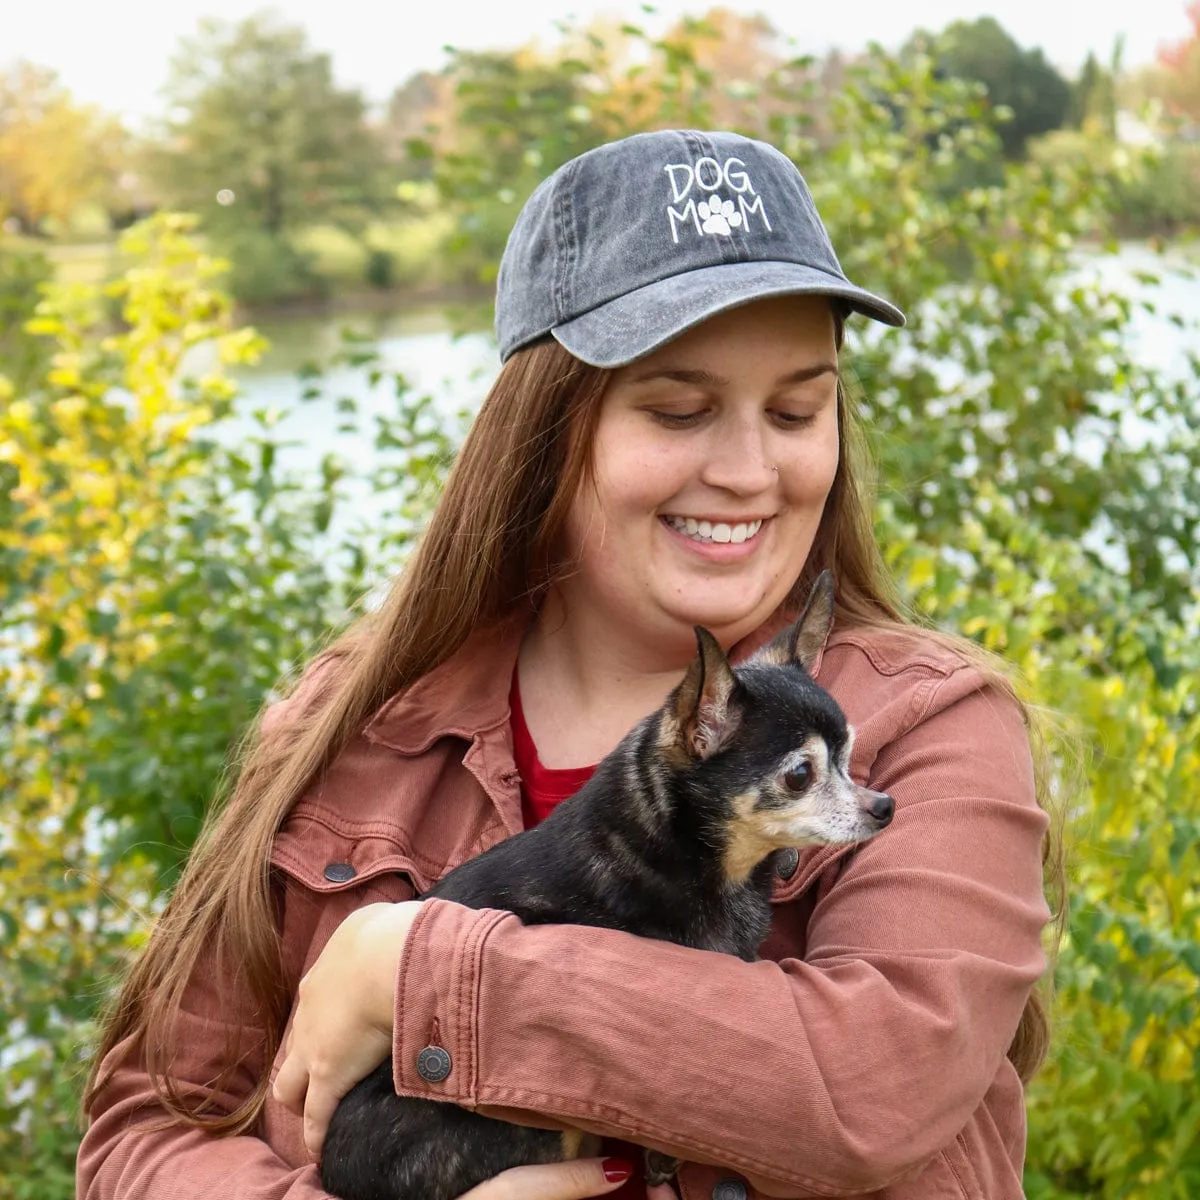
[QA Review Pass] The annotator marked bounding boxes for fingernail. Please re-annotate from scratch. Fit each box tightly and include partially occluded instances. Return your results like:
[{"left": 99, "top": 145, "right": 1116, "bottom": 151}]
[{"left": 603, "top": 1158, "right": 634, "bottom": 1183}]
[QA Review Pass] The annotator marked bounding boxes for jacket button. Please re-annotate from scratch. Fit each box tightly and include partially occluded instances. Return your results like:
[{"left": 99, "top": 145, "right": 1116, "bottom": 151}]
[
  {"left": 417, "top": 1045, "right": 452, "bottom": 1082},
  {"left": 775, "top": 847, "right": 800, "bottom": 881},
  {"left": 323, "top": 862, "right": 356, "bottom": 883},
  {"left": 713, "top": 1180, "right": 747, "bottom": 1200}
]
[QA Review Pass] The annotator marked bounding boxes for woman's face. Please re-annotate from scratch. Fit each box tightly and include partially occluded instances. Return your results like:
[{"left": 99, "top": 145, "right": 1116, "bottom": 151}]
[{"left": 560, "top": 294, "right": 841, "bottom": 654}]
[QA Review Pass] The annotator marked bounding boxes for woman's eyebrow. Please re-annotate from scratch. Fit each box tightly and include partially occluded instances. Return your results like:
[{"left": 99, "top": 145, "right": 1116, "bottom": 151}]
[{"left": 629, "top": 363, "right": 840, "bottom": 387}]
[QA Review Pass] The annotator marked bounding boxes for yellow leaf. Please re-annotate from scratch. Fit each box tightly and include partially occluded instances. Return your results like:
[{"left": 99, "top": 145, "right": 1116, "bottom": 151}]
[
  {"left": 908, "top": 557, "right": 935, "bottom": 589},
  {"left": 6, "top": 399, "right": 34, "bottom": 425}
]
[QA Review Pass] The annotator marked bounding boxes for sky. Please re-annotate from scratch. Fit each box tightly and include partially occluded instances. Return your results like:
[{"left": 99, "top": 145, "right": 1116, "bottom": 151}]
[{"left": 6, "top": 0, "right": 1195, "bottom": 126}]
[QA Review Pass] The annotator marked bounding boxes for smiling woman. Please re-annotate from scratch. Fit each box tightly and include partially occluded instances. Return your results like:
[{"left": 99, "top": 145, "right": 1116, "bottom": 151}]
[{"left": 80, "top": 131, "right": 1056, "bottom": 1200}]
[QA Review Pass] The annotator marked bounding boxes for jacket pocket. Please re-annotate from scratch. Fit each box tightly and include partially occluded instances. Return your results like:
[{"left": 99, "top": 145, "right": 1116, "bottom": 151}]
[
  {"left": 271, "top": 847, "right": 420, "bottom": 902},
  {"left": 270, "top": 816, "right": 426, "bottom": 902}
]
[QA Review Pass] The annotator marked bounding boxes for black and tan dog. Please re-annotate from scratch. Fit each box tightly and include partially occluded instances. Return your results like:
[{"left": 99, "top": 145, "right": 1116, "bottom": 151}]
[{"left": 320, "top": 572, "right": 894, "bottom": 1200}]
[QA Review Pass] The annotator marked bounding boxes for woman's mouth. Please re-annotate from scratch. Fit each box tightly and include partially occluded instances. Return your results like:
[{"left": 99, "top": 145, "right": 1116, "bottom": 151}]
[{"left": 661, "top": 516, "right": 765, "bottom": 545}]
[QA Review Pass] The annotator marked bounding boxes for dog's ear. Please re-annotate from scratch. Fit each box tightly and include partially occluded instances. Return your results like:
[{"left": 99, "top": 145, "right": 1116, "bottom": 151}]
[
  {"left": 753, "top": 570, "right": 835, "bottom": 673},
  {"left": 671, "top": 627, "right": 740, "bottom": 761}
]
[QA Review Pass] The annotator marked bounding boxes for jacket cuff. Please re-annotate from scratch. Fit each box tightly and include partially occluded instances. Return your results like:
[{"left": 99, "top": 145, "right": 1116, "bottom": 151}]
[{"left": 392, "top": 897, "right": 512, "bottom": 1105}]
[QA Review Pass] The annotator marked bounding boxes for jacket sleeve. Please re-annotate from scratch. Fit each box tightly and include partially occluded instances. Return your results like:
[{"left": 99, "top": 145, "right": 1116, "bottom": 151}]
[
  {"left": 76, "top": 914, "right": 332, "bottom": 1199},
  {"left": 390, "top": 668, "right": 1051, "bottom": 1198}
]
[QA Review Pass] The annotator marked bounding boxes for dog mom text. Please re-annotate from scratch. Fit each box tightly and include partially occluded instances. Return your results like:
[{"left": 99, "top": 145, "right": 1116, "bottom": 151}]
[{"left": 663, "top": 156, "right": 773, "bottom": 242}]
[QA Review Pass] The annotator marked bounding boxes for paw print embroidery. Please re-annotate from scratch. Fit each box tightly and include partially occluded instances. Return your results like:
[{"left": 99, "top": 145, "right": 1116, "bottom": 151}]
[{"left": 697, "top": 195, "right": 743, "bottom": 236}]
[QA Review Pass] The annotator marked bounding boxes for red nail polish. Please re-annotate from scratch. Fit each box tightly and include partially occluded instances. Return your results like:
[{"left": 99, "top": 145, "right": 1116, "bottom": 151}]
[{"left": 603, "top": 1158, "right": 634, "bottom": 1183}]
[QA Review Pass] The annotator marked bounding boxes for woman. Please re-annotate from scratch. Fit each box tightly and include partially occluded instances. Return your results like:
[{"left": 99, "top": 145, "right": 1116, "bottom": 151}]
[{"left": 79, "top": 131, "right": 1056, "bottom": 1200}]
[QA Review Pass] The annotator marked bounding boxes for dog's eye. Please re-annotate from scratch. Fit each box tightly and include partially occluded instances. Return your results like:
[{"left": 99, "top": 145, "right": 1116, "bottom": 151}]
[{"left": 783, "top": 763, "right": 812, "bottom": 793}]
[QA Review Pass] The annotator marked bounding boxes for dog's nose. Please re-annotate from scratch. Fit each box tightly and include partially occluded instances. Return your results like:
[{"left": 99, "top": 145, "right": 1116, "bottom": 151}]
[{"left": 864, "top": 790, "right": 894, "bottom": 826}]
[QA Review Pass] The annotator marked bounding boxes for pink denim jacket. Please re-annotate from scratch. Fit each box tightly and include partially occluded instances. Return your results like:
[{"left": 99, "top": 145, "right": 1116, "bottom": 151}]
[{"left": 78, "top": 617, "right": 1050, "bottom": 1200}]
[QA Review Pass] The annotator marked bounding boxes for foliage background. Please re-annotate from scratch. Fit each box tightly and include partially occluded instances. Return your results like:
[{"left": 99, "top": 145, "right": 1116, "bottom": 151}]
[
  {"left": 2, "top": 14, "right": 1199, "bottom": 1200},
  {"left": 3, "top": 6, "right": 1200, "bottom": 303}
]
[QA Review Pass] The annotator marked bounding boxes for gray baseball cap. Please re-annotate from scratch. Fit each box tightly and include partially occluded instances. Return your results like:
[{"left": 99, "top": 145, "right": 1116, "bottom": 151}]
[{"left": 495, "top": 129, "right": 905, "bottom": 367}]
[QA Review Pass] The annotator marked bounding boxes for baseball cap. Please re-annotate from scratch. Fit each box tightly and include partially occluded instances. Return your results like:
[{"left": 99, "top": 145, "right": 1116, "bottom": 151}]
[{"left": 495, "top": 129, "right": 905, "bottom": 367}]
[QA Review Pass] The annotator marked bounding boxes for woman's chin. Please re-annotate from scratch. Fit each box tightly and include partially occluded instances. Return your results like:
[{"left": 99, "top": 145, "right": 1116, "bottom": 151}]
[{"left": 663, "top": 598, "right": 773, "bottom": 645}]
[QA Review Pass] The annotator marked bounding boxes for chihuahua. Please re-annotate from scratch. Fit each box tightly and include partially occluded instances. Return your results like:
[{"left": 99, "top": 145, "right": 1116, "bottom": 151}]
[{"left": 320, "top": 571, "right": 894, "bottom": 1200}]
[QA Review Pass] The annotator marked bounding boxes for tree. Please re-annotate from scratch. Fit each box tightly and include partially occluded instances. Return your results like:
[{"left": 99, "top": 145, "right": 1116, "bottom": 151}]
[
  {"left": 595, "top": 8, "right": 791, "bottom": 134},
  {"left": 1154, "top": 0, "right": 1200, "bottom": 125},
  {"left": 929, "top": 17, "right": 1072, "bottom": 157},
  {"left": 148, "top": 12, "right": 386, "bottom": 237},
  {"left": 381, "top": 70, "right": 454, "bottom": 172},
  {"left": 0, "top": 62, "right": 126, "bottom": 232},
  {"left": 1069, "top": 51, "right": 1118, "bottom": 135},
  {"left": 406, "top": 45, "right": 612, "bottom": 282},
  {"left": 407, "top": 10, "right": 803, "bottom": 283}
]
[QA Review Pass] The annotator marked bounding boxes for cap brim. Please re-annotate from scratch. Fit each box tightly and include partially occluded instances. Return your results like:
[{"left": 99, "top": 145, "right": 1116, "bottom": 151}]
[{"left": 551, "top": 260, "right": 905, "bottom": 368}]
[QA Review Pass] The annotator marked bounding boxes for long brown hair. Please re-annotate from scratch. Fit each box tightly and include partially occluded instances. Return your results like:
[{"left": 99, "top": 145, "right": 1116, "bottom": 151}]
[{"left": 85, "top": 318, "right": 1065, "bottom": 1133}]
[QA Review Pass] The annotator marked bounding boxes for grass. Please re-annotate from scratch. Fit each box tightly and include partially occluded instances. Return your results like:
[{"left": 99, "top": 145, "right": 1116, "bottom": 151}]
[{"left": 1, "top": 236, "right": 115, "bottom": 287}]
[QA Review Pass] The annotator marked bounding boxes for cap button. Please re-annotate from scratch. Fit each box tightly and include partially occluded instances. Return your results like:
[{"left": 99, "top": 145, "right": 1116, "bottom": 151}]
[
  {"left": 416, "top": 1045, "right": 452, "bottom": 1082},
  {"left": 323, "top": 862, "right": 356, "bottom": 883}
]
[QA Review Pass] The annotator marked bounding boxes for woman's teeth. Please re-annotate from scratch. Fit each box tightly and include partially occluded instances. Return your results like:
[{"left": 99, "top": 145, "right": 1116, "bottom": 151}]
[{"left": 663, "top": 516, "right": 764, "bottom": 545}]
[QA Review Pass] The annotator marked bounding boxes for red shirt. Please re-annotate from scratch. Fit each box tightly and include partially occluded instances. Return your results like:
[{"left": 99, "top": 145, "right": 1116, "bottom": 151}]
[
  {"left": 509, "top": 670, "right": 649, "bottom": 1200},
  {"left": 509, "top": 669, "right": 597, "bottom": 828}
]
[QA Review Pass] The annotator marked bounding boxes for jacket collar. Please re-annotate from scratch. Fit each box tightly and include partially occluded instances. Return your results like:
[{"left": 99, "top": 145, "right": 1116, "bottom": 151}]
[
  {"left": 362, "top": 615, "right": 527, "bottom": 756},
  {"left": 361, "top": 601, "right": 831, "bottom": 757}
]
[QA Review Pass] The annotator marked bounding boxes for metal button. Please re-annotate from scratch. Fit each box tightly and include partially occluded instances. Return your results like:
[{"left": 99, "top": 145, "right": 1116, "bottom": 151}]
[
  {"left": 713, "top": 1180, "right": 748, "bottom": 1200},
  {"left": 775, "top": 847, "right": 800, "bottom": 881},
  {"left": 416, "top": 1045, "right": 452, "bottom": 1082},
  {"left": 323, "top": 862, "right": 356, "bottom": 883}
]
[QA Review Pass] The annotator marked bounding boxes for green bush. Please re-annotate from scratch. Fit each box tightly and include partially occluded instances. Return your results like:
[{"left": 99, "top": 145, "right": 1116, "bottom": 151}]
[
  {"left": 0, "top": 214, "right": 458, "bottom": 1189},
  {"left": 1031, "top": 128, "right": 1200, "bottom": 237},
  {"left": 0, "top": 243, "right": 53, "bottom": 392},
  {"left": 293, "top": 223, "right": 369, "bottom": 284},
  {"left": 1113, "top": 142, "right": 1200, "bottom": 236},
  {"left": 216, "top": 225, "right": 328, "bottom": 305},
  {"left": 364, "top": 247, "right": 395, "bottom": 288},
  {"left": 365, "top": 212, "right": 456, "bottom": 289}
]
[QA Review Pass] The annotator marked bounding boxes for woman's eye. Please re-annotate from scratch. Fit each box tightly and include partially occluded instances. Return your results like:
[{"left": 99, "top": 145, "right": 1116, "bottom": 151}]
[
  {"left": 772, "top": 411, "right": 817, "bottom": 429},
  {"left": 650, "top": 409, "right": 706, "bottom": 428},
  {"left": 783, "top": 763, "right": 812, "bottom": 792}
]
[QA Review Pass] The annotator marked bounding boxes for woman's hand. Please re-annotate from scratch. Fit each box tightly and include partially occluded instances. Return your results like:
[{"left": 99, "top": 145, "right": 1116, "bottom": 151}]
[
  {"left": 274, "top": 903, "right": 679, "bottom": 1200},
  {"left": 273, "top": 900, "right": 423, "bottom": 1155},
  {"left": 460, "top": 1158, "right": 673, "bottom": 1200}
]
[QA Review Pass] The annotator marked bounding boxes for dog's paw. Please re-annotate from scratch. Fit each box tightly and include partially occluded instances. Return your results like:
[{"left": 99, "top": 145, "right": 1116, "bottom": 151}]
[{"left": 644, "top": 1149, "right": 682, "bottom": 1186}]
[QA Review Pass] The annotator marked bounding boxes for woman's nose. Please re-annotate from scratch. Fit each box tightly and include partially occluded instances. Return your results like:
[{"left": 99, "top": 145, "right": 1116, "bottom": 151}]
[{"left": 699, "top": 417, "right": 776, "bottom": 494}]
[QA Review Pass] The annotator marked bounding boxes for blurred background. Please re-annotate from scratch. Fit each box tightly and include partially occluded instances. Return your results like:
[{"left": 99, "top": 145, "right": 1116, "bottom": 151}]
[{"left": 1, "top": 3, "right": 1198, "bottom": 1197}]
